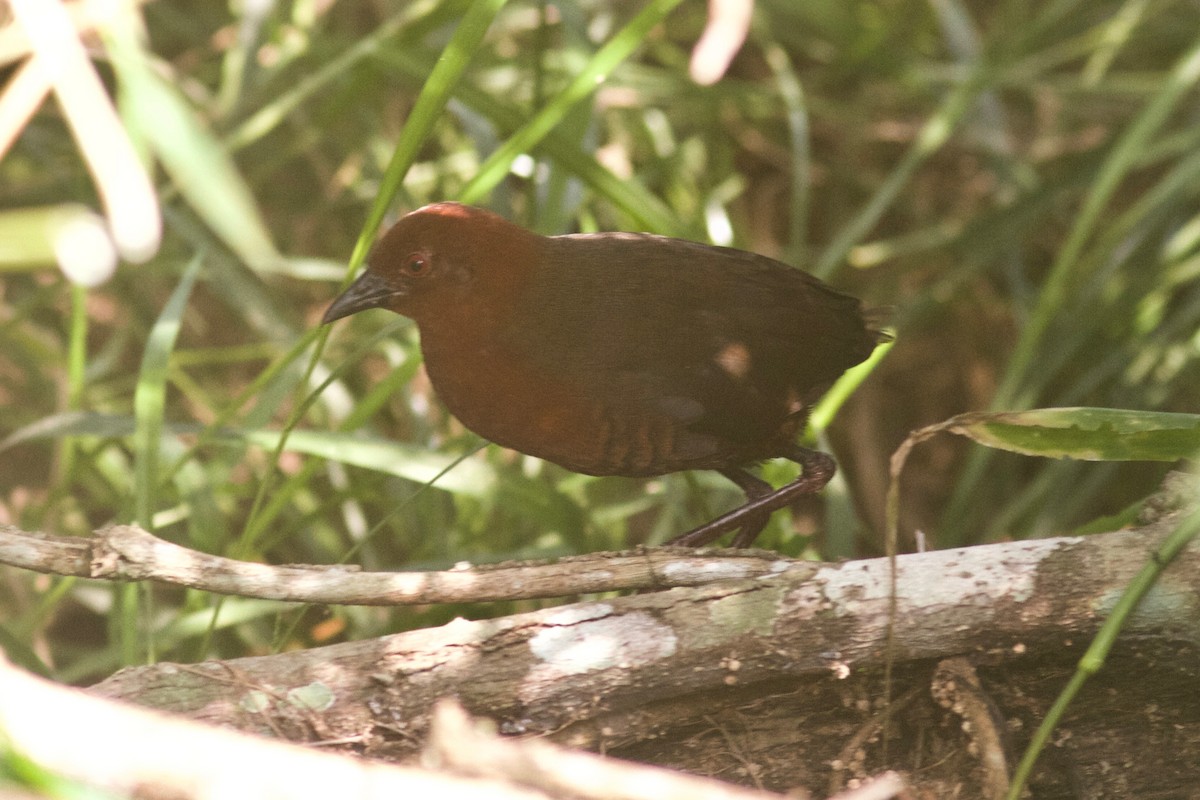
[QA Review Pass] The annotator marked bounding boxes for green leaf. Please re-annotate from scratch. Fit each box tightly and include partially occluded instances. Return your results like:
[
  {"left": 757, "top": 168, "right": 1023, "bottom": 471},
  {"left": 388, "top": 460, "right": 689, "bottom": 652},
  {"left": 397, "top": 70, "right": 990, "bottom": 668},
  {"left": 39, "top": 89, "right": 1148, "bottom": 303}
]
[
  {"left": 886, "top": 407, "right": 1200, "bottom": 571},
  {"left": 0, "top": 412, "right": 493, "bottom": 497},
  {"left": 944, "top": 407, "right": 1200, "bottom": 462},
  {"left": 236, "top": 429, "right": 497, "bottom": 496},
  {"left": 809, "top": 339, "right": 893, "bottom": 435},
  {"left": 0, "top": 412, "right": 138, "bottom": 453}
]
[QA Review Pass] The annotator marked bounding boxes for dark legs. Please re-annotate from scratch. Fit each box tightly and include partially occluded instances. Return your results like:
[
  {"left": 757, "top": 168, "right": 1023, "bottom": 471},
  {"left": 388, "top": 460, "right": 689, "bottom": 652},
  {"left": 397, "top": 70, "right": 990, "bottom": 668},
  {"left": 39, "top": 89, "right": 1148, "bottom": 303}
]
[
  {"left": 718, "top": 468, "right": 775, "bottom": 548},
  {"left": 666, "top": 445, "right": 837, "bottom": 548}
]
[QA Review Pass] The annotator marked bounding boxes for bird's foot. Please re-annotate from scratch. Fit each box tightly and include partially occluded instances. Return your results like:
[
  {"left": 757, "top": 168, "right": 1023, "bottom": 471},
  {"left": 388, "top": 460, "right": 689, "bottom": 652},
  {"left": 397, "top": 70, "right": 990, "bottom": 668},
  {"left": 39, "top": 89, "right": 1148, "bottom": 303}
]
[{"left": 665, "top": 447, "right": 836, "bottom": 549}]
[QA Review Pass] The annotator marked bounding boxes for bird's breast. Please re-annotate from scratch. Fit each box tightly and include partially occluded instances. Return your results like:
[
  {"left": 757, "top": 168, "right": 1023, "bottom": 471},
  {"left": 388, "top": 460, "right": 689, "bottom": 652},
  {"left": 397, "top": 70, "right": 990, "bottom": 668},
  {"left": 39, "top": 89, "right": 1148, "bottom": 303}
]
[{"left": 419, "top": 334, "right": 732, "bottom": 476}]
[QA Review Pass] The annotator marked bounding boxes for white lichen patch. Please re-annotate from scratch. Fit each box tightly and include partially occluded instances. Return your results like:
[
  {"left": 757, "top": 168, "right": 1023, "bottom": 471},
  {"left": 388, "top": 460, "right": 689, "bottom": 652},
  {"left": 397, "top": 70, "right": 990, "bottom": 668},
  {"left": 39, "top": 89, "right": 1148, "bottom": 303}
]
[
  {"left": 577, "top": 569, "right": 616, "bottom": 583},
  {"left": 527, "top": 611, "right": 676, "bottom": 677},
  {"left": 809, "top": 537, "right": 1075, "bottom": 615},
  {"left": 660, "top": 559, "right": 758, "bottom": 583},
  {"left": 386, "top": 616, "right": 500, "bottom": 677}
]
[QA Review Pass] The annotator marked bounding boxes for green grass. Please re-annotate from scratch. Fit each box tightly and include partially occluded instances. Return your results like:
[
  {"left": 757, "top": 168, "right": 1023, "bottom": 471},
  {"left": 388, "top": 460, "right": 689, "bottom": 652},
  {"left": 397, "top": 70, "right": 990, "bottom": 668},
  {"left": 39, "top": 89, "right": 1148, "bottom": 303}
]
[{"left": 1, "top": 0, "right": 1197, "bottom": 682}]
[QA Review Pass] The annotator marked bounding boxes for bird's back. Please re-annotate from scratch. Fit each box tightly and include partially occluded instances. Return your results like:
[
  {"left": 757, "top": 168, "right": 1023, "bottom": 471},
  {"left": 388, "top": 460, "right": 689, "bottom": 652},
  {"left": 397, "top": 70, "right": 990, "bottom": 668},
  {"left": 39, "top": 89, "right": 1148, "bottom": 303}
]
[{"left": 462, "top": 232, "right": 880, "bottom": 474}]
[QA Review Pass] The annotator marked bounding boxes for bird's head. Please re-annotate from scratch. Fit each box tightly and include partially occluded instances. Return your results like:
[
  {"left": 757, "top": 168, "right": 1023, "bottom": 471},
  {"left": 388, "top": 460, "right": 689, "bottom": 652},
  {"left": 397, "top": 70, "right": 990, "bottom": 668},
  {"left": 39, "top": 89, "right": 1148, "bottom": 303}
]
[{"left": 321, "top": 202, "right": 537, "bottom": 326}]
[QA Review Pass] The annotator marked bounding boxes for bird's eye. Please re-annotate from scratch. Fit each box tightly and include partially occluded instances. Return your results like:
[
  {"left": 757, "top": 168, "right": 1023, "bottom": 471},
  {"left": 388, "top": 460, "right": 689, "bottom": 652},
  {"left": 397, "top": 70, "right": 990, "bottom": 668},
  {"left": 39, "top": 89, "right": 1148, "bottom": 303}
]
[{"left": 403, "top": 255, "right": 430, "bottom": 276}]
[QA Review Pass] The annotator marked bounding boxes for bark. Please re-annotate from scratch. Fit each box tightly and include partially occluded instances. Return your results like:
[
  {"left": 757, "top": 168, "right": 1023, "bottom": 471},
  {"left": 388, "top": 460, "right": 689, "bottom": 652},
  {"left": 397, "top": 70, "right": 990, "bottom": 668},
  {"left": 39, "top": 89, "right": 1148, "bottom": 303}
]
[{"left": 79, "top": 510, "right": 1200, "bottom": 798}]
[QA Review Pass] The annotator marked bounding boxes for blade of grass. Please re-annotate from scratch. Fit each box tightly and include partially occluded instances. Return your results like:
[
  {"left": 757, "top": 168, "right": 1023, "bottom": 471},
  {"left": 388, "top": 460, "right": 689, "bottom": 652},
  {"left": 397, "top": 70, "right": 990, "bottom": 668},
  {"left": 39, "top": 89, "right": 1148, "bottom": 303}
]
[
  {"left": 134, "top": 256, "right": 202, "bottom": 530},
  {"left": 457, "top": 0, "right": 687, "bottom": 206},
  {"left": 377, "top": 48, "right": 691, "bottom": 236},
  {"left": 240, "top": 335, "right": 430, "bottom": 553},
  {"left": 808, "top": 339, "right": 893, "bottom": 435},
  {"left": 1081, "top": 0, "right": 1151, "bottom": 86},
  {"left": 890, "top": 408, "right": 1200, "bottom": 556},
  {"left": 224, "top": 0, "right": 463, "bottom": 152},
  {"left": 56, "top": 283, "right": 87, "bottom": 487},
  {"left": 347, "top": 0, "right": 512, "bottom": 271},
  {"left": 761, "top": 38, "right": 811, "bottom": 265},
  {"left": 126, "top": 254, "right": 201, "bottom": 667},
  {"left": 1017, "top": 143, "right": 1200, "bottom": 404},
  {"left": 812, "top": 65, "right": 985, "bottom": 280},
  {"left": 995, "top": 34, "right": 1200, "bottom": 411}
]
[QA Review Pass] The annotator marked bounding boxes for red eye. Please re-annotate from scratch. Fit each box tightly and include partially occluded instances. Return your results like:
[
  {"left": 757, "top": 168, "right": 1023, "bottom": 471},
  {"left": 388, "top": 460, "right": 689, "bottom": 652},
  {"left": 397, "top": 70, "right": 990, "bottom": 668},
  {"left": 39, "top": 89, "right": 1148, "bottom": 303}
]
[{"left": 404, "top": 255, "right": 430, "bottom": 276}]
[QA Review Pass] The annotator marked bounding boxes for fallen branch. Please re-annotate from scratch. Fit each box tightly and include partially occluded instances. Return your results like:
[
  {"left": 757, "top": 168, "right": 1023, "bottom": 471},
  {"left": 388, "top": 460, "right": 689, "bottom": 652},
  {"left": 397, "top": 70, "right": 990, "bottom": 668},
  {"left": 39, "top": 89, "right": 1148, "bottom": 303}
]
[
  {"left": 90, "top": 519, "right": 1200, "bottom": 766},
  {"left": 7, "top": 656, "right": 910, "bottom": 800},
  {"left": 0, "top": 523, "right": 818, "bottom": 604},
  {"left": 0, "top": 655, "right": 548, "bottom": 800}
]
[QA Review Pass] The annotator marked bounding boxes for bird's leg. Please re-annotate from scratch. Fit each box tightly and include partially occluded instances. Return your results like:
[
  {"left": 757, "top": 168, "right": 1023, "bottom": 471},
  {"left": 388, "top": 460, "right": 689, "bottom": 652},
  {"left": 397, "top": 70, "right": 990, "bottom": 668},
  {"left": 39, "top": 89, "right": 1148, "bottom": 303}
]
[
  {"left": 666, "top": 445, "right": 837, "bottom": 548},
  {"left": 718, "top": 468, "right": 774, "bottom": 547}
]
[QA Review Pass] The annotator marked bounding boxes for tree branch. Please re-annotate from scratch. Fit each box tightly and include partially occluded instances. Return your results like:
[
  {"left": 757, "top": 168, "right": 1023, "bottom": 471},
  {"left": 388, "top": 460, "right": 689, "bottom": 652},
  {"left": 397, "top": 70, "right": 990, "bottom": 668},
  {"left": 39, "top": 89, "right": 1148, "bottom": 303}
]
[{"left": 0, "top": 523, "right": 818, "bottom": 604}]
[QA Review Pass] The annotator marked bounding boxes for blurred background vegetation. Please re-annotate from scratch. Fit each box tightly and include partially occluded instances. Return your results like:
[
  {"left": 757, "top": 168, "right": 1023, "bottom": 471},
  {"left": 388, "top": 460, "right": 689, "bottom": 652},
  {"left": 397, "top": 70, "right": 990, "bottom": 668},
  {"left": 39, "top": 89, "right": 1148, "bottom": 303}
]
[{"left": 1, "top": 0, "right": 1198, "bottom": 682}]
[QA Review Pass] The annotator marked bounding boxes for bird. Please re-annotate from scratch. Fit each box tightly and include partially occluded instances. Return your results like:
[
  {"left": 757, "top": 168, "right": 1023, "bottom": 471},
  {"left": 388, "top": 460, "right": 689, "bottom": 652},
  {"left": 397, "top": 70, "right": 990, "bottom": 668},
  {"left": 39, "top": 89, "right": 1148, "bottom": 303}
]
[{"left": 322, "top": 202, "right": 886, "bottom": 548}]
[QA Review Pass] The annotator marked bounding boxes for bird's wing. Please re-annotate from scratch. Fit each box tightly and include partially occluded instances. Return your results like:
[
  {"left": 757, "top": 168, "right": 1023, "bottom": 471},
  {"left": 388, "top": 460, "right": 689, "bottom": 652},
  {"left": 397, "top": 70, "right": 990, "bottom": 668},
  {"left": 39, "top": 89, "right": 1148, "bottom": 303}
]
[{"left": 515, "top": 235, "right": 876, "bottom": 458}]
